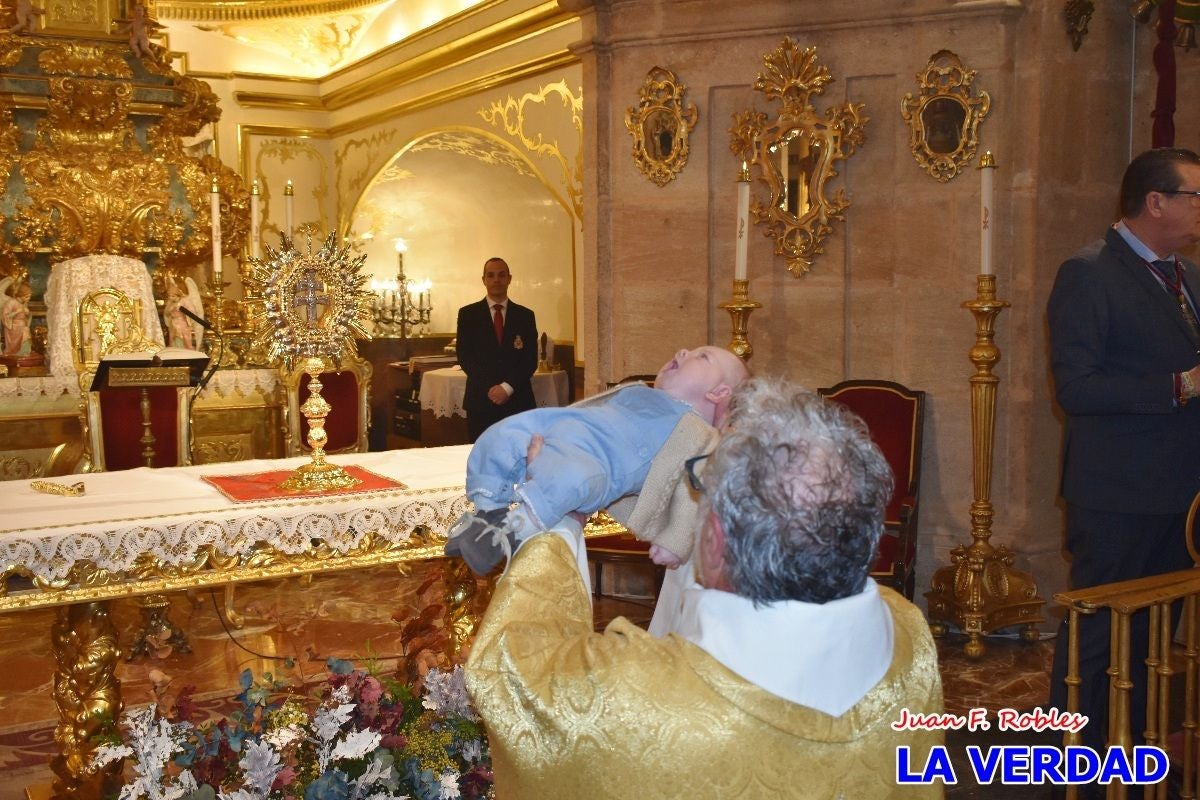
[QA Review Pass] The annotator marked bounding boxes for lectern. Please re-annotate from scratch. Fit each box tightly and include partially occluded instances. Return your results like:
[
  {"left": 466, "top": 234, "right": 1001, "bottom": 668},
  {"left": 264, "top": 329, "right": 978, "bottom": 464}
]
[{"left": 89, "top": 351, "right": 208, "bottom": 469}]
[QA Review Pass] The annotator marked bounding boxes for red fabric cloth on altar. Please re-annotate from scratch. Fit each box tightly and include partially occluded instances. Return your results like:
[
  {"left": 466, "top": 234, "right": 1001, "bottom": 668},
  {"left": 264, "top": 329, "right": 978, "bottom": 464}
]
[{"left": 202, "top": 465, "right": 406, "bottom": 502}]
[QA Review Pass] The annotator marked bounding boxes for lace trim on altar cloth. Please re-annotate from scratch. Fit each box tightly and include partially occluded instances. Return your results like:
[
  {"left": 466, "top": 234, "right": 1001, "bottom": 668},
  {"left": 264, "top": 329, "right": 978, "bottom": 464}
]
[
  {"left": 0, "top": 486, "right": 469, "bottom": 583},
  {"left": 0, "top": 375, "right": 77, "bottom": 399}
]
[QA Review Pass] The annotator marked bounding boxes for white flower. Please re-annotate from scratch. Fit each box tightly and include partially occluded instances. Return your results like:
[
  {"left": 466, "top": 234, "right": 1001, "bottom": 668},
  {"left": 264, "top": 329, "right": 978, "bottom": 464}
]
[
  {"left": 422, "top": 667, "right": 477, "bottom": 721},
  {"left": 239, "top": 739, "right": 284, "bottom": 794},
  {"left": 263, "top": 723, "right": 304, "bottom": 750},
  {"left": 92, "top": 743, "right": 133, "bottom": 768},
  {"left": 331, "top": 729, "right": 381, "bottom": 762},
  {"left": 438, "top": 772, "right": 461, "bottom": 799}
]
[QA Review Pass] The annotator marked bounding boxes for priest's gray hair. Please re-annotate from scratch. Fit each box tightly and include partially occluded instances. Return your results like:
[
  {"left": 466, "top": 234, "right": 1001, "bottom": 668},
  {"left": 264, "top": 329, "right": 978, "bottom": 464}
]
[{"left": 706, "top": 377, "right": 893, "bottom": 605}]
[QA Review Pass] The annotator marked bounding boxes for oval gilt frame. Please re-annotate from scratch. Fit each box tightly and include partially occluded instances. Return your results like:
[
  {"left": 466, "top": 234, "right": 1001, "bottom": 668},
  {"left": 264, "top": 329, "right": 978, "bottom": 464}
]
[
  {"left": 900, "top": 50, "right": 991, "bottom": 183},
  {"left": 624, "top": 66, "right": 698, "bottom": 187}
]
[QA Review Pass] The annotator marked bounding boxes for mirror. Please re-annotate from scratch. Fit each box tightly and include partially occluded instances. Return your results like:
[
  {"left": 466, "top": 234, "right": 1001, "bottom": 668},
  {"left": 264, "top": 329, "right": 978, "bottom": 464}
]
[
  {"left": 625, "top": 67, "right": 698, "bottom": 187},
  {"left": 728, "top": 39, "right": 867, "bottom": 277},
  {"left": 901, "top": 50, "right": 990, "bottom": 182}
]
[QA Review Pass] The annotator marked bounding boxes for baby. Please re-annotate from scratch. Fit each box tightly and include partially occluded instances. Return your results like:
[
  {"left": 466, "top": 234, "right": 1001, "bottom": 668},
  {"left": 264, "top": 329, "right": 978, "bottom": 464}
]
[{"left": 445, "top": 345, "right": 748, "bottom": 575}]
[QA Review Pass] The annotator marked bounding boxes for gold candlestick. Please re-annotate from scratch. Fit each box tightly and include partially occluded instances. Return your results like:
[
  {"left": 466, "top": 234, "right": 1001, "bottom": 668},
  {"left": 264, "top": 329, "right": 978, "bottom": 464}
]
[
  {"left": 926, "top": 274, "right": 1044, "bottom": 657},
  {"left": 719, "top": 279, "right": 762, "bottom": 362}
]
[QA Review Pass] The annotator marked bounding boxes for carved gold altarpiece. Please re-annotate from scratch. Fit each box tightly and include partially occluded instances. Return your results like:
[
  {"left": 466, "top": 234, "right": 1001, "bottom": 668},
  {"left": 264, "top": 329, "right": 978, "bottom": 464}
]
[{"left": 0, "top": 0, "right": 248, "bottom": 314}]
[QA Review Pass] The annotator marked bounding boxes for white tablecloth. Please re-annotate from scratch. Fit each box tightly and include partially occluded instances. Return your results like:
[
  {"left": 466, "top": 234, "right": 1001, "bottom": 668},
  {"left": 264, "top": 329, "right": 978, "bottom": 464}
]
[
  {"left": 418, "top": 366, "right": 569, "bottom": 418},
  {"left": 0, "top": 446, "right": 472, "bottom": 582}
]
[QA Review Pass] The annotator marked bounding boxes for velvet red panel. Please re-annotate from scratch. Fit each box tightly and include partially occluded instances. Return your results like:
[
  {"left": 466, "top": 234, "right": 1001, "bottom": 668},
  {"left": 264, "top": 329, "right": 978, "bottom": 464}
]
[
  {"left": 97, "top": 387, "right": 180, "bottom": 470},
  {"left": 824, "top": 390, "right": 918, "bottom": 525},
  {"left": 298, "top": 370, "right": 361, "bottom": 452}
]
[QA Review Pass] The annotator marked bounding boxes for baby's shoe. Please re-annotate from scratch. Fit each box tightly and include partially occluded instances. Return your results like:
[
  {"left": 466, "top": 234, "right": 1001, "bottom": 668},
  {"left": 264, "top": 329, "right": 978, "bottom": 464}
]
[{"left": 444, "top": 505, "right": 533, "bottom": 575}]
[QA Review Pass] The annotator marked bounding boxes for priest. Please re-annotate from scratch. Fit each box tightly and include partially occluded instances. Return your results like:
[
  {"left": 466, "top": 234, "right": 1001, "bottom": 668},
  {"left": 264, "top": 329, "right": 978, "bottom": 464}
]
[{"left": 465, "top": 377, "right": 944, "bottom": 799}]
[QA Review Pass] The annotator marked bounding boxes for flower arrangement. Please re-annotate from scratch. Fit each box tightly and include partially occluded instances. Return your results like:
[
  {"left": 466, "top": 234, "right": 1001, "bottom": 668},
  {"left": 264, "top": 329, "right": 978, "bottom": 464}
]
[{"left": 92, "top": 658, "right": 492, "bottom": 800}]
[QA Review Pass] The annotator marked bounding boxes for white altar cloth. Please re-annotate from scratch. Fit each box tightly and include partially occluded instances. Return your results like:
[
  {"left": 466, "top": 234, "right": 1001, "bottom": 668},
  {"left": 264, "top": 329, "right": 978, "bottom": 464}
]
[
  {"left": 418, "top": 366, "right": 569, "bottom": 418},
  {"left": 0, "top": 446, "right": 471, "bottom": 583}
]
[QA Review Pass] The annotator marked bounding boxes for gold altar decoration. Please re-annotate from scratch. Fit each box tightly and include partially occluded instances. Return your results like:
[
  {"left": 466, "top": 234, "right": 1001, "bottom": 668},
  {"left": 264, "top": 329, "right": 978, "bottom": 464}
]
[
  {"left": 900, "top": 50, "right": 991, "bottom": 183},
  {"left": 0, "top": 4, "right": 249, "bottom": 294},
  {"left": 245, "top": 233, "right": 372, "bottom": 492},
  {"left": 624, "top": 66, "right": 699, "bottom": 187},
  {"left": 728, "top": 38, "right": 867, "bottom": 278},
  {"left": 719, "top": 278, "right": 762, "bottom": 363},
  {"left": 926, "top": 274, "right": 1044, "bottom": 658}
]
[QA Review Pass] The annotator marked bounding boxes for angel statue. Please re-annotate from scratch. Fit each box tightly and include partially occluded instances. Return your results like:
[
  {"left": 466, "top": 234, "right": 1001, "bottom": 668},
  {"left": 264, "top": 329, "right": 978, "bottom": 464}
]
[
  {"left": 8, "top": 0, "right": 45, "bottom": 34},
  {"left": 162, "top": 273, "right": 204, "bottom": 351},
  {"left": 0, "top": 272, "right": 34, "bottom": 358}
]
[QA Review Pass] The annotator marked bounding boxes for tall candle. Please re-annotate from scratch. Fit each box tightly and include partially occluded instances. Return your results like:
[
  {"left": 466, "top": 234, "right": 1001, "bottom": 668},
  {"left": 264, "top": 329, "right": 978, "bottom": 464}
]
[
  {"left": 980, "top": 151, "right": 996, "bottom": 276},
  {"left": 779, "top": 139, "right": 789, "bottom": 211},
  {"left": 284, "top": 179, "right": 295, "bottom": 239},
  {"left": 735, "top": 162, "right": 751, "bottom": 282},
  {"left": 210, "top": 177, "right": 222, "bottom": 280},
  {"left": 250, "top": 178, "right": 261, "bottom": 260}
]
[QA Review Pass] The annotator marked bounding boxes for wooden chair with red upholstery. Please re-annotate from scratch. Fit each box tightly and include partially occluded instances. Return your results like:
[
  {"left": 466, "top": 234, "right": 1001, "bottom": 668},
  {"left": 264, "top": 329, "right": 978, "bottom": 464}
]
[
  {"left": 817, "top": 379, "right": 926, "bottom": 599},
  {"left": 282, "top": 355, "right": 373, "bottom": 457}
]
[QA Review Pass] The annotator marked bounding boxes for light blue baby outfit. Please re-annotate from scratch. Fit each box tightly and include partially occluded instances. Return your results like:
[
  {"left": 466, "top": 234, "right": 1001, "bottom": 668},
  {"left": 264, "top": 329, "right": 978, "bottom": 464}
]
[{"left": 465, "top": 384, "right": 694, "bottom": 529}]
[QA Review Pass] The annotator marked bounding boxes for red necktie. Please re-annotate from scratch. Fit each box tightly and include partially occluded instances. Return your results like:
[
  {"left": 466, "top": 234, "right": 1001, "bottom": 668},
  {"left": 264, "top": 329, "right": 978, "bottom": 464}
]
[{"left": 492, "top": 303, "right": 504, "bottom": 345}]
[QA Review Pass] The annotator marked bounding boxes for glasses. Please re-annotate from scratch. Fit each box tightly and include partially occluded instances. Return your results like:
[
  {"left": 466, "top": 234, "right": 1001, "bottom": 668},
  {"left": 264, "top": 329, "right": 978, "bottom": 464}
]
[
  {"left": 1158, "top": 189, "right": 1200, "bottom": 205},
  {"left": 684, "top": 452, "right": 711, "bottom": 494}
]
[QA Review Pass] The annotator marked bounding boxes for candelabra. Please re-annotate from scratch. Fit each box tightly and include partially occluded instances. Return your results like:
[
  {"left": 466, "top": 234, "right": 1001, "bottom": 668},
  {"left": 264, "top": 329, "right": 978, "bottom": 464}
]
[
  {"left": 926, "top": 273, "right": 1045, "bottom": 657},
  {"left": 718, "top": 279, "right": 761, "bottom": 362},
  {"left": 371, "top": 240, "right": 431, "bottom": 338}
]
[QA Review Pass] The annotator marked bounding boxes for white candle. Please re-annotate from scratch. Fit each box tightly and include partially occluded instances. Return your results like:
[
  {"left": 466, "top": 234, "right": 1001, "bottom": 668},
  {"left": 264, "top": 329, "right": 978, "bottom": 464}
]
[
  {"left": 284, "top": 179, "right": 295, "bottom": 239},
  {"left": 735, "top": 162, "right": 750, "bottom": 282},
  {"left": 210, "top": 178, "right": 222, "bottom": 280},
  {"left": 250, "top": 179, "right": 261, "bottom": 260},
  {"left": 980, "top": 151, "right": 996, "bottom": 276},
  {"left": 780, "top": 139, "right": 789, "bottom": 211}
]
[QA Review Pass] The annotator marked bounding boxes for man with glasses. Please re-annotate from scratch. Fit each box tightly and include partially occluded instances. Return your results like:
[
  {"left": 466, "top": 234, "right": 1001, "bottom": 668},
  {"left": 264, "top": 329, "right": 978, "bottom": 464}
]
[
  {"left": 445, "top": 345, "right": 747, "bottom": 585},
  {"left": 1048, "top": 147, "right": 1200, "bottom": 759},
  {"left": 464, "top": 378, "right": 943, "bottom": 798}
]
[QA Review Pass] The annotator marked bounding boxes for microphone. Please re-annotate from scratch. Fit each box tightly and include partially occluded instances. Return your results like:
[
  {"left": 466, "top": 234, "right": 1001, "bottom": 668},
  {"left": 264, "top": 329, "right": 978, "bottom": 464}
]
[{"left": 179, "top": 305, "right": 214, "bottom": 331}]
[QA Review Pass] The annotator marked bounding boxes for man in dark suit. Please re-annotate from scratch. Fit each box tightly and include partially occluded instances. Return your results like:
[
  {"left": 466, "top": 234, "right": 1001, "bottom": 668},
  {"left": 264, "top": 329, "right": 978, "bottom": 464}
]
[
  {"left": 1048, "top": 148, "right": 1200, "bottom": 756},
  {"left": 456, "top": 257, "right": 538, "bottom": 442}
]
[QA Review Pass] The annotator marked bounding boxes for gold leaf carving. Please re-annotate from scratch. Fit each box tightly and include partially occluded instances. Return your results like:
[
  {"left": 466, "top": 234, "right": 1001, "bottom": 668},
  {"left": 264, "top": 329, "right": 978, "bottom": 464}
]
[
  {"left": 38, "top": 42, "right": 132, "bottom": 78},
  {"left": 478, "top": 80, "right": 584, "bottom": 222},
  {"left": 334, "top": 128, "right": 400, "bottom": 235},
  {"left": 50, "top": 0, "right": 98, "bottom": 25}
]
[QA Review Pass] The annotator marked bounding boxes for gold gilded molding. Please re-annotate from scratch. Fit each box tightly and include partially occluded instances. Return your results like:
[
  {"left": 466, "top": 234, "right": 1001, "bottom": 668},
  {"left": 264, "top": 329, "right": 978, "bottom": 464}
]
[
  {"left": 253, "top": 137, "right": 332, "bottom": 240},
  {"left": 411, "top": 131, "right": 537, "bottom": 178},
  {"left": 38, "top": 41, "right": 132, "bottom": 78},
  {"left": 729, "top": 38, "right": 868, "bottom": 278},
  {"left": 478, "top": 79, "right": 583, "bottom": 221},
  {"left": 333, "top": 128, "right": 400, "bottom": 235},
  {"left": 900, "top": 50, "right": 990, "bottom": 183},
  {"left": 193, "top": 433, "right": 254, "bottom": 464},
  {"left": 624, "top": 66, "right": 697, "bottom": 187},
  {"left": 159, "top": 0, "right": 387, "bottom": 22},
  {"left": 50, "top": 601, "right": 123, "bottom": 799}
]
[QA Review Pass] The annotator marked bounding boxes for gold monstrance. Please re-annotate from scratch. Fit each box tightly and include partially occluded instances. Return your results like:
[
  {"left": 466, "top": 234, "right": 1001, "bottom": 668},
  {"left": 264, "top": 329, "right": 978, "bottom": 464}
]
[{"left": 246, "top": 233, "right": 372, "bottom": 492}]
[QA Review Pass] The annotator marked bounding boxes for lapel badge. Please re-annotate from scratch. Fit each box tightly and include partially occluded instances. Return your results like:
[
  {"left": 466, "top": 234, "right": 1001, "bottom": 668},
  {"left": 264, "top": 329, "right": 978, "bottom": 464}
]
[{"left": 513, "top": 335, "right": 524, "bottom": 350}]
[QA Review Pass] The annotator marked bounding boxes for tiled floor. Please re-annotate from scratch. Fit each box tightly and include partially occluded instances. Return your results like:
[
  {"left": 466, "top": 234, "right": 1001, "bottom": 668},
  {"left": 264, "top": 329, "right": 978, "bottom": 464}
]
[{"left": 0, "top": 563, "right": 1054, "bottom": 798}]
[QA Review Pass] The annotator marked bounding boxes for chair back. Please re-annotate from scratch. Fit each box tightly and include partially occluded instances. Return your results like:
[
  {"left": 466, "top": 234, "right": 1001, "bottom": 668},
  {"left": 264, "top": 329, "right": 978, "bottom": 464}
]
[
  {"left": 283, "top": 356, "right": 372, "bottom": 456},
  {"left": 818, "top": 379, "right": 925, "bottom": 597},
  {"left": 818, "top": 380, "right": 924, "bottom": 523}
]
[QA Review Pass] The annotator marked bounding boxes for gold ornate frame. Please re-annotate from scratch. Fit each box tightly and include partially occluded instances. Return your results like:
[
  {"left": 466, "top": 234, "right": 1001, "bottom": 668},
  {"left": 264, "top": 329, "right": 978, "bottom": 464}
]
[
  {"left": 900, "top": 50, "right": 991, "bottom": 183},
  {"left": 625, "top": 66, "right": 698, "bottom": 187},
  {"left": 729, "top": 40, "right": 867, "bottom": 277}
]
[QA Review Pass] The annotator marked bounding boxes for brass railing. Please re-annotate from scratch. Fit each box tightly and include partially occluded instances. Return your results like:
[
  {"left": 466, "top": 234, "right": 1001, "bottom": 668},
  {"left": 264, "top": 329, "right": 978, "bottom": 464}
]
[{"left": 1056, "top": 568, "right": 1200, "bottom": 799}]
